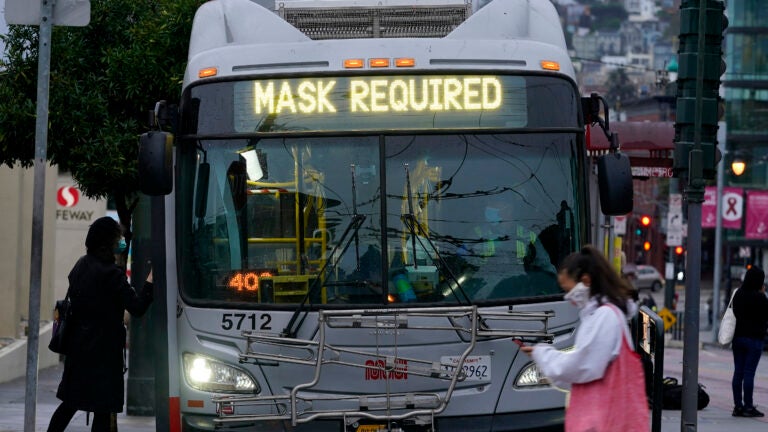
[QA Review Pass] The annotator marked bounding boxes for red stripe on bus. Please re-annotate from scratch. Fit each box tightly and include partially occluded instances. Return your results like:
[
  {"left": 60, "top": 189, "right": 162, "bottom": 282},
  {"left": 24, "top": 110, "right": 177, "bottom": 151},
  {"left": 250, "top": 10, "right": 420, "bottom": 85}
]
[{"left": 170, "top": 397, "right": 181, "bottom": 432}]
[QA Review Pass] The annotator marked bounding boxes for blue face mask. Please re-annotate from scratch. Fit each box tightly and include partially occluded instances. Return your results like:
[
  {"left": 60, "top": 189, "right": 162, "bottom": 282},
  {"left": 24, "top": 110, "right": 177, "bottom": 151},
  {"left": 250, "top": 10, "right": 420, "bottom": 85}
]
[{"left": 114, "top": 238, "right": 127, "bottom": 254}]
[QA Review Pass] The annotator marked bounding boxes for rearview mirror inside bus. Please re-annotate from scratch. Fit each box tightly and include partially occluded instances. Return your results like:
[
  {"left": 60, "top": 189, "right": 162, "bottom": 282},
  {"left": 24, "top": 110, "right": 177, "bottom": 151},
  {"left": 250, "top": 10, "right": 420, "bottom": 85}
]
[
  {"left": 597, "top": 152, "right": 633, "bottom": 216},
  {"left": 138, "top": 131, "right": 173, "bottom": 196}
]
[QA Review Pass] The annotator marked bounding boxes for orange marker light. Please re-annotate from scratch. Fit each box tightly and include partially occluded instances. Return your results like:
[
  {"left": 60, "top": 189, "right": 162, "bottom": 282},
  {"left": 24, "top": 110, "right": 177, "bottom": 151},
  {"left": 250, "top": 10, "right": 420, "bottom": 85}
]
[
  {"left": 344, "top": 59, "right": 364, "bottom": 68},
  {"left": 540, "top": 60, "right": 560, "bottom": 71},
  {"left": 369, "top": 58, "right": 390, "bottom": 68},
  {"left": 198, "top": 67, "right": 218, "bottom": 78},
  {"left": 188, "top": 400, "right": 204, "bottom": 408},
  {"left": 395, "top": 58, "right": 415, "bottom": 67}
]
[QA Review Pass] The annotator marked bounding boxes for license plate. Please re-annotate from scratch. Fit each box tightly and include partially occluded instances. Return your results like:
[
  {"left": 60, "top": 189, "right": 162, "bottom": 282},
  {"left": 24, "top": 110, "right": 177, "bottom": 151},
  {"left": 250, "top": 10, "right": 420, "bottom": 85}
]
[
  {"left": 440, "top": 355, "right": 491, "bottom": 381},
  {"left": 356, "top": 425, "right": 386, "bottom": 432}
]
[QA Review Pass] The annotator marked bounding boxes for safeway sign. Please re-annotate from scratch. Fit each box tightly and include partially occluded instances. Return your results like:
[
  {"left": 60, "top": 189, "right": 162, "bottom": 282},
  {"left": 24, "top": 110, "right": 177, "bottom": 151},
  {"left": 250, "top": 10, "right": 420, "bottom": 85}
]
[
  {"left": 56, "top": 183, "right": 100, "bottom": 225},
  {"left": 56, "top": 186, "right": 80, "bottom": 207}
]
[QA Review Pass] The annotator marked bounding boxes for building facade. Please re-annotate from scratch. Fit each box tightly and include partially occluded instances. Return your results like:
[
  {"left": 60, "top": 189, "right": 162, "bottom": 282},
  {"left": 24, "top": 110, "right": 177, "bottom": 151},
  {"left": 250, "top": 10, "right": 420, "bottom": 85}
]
[{"left": 723, "top": 0, "right": 768, "bottom": 270}]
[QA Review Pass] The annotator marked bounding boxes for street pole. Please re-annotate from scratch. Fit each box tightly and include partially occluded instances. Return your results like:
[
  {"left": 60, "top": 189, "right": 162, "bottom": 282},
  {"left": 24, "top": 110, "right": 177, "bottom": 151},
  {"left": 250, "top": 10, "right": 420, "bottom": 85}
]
[
  {"left": 681, "top": 0, "right": 708, "bottom": 429},
  {"left": 24, "top": 1, "right": 53, "bottom": 430},
  {"left": 665, "top": 178, "right": 679, "bottom": 310},
  {"left": 712, "top": 136, "right": 725, "bottom": 342}
]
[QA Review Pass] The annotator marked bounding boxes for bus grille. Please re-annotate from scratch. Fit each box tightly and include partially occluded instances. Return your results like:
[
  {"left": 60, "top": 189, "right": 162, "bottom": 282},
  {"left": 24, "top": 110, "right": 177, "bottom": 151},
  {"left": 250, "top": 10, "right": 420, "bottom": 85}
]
[{"left": 279, "top": 5, "right": 472, "bottom": 40}]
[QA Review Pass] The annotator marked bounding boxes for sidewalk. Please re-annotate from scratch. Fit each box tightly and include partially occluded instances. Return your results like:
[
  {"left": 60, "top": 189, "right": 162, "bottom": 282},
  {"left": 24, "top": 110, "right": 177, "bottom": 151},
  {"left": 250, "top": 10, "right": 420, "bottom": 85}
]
[
  {"left": 650, "top": 276, "right": 768, "bottom": 431},
  {"left": 0, "top": 361, "right": 153, "bottom": 432},
  {"left": 659, "top": 344, "right": 768, "bottom": 432}
]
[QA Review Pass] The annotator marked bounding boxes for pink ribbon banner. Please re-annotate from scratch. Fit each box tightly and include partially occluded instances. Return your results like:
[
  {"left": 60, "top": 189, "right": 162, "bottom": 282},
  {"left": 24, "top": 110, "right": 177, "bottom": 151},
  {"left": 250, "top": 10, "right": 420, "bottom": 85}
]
[
  {"left": 703, "top": 187, "right": 716, "bottom": 228},
  {"left": 745, "top": 190, "right": 768, "bottom": 239},
  {"left": 703, "top": 186, "right": 743, "bottom": 229}
]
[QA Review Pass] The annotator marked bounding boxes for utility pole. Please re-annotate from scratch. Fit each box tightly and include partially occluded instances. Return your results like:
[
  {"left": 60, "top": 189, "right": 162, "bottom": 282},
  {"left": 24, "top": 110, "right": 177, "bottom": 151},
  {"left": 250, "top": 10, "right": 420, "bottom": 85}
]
[
  {"left": 712, "top": 130, "right": 726, "bottom": 343},
  {"left": 3, "top": 1, "right": 91, "bottom": 430},
  {"left": 673, "top": 0, "right": 727, "bottom": 430},
  {"left": 23, "top": 2, "right": 53, "bottom": 429}
]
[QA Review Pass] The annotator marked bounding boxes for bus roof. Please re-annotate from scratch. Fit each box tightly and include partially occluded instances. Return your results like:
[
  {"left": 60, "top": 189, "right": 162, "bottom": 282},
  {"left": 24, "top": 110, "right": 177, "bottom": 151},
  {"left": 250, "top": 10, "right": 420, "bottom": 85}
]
[{"left": 184, "top": 0, "right": 574, "bottom": 87}]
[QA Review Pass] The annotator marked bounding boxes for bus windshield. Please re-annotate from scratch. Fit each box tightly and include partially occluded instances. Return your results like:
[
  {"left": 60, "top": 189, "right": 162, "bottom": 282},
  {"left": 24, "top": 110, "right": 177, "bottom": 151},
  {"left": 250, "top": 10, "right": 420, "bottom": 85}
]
[{"left": 176, "top": 74, "right": 585, "bottom": 308}]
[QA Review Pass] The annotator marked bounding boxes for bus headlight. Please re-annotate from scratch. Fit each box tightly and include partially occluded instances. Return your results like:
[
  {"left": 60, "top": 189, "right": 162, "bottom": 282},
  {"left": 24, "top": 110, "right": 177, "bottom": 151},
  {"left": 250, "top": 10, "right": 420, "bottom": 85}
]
[
  {"left": 183, "top": 353, "right": 259, "bottom": 393},
  {"left": 514, "top": 362, "right": 550, "bottom": 387}
]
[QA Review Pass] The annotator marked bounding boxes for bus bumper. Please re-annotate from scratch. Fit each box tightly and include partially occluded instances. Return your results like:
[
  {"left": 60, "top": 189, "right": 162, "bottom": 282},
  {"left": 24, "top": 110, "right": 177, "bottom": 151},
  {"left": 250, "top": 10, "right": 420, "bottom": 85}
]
[{"left": 182, "top": 409, "right": 564, "bottom": 431}]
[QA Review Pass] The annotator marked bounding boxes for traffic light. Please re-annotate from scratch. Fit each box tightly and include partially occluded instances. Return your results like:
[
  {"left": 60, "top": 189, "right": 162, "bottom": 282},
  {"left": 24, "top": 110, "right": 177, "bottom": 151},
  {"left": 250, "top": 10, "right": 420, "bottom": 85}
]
[
  {"left": 675, "top": 246, "right": 684, "bottom": 255},
  {"left": 644, "top": 241, "right": 652, "bottom": 251},
  {"left": 640, "top": 215, "right": 651, "bottom": 227},
  {"left": 674, "top": 0, "right": 727, "bottom": 180}
]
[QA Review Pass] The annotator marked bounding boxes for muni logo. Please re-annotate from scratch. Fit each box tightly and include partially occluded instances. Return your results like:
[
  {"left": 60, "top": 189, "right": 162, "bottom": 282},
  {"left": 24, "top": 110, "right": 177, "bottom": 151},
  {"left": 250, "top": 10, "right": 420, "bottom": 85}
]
[{"left": 364, "top": 358, "right": 408, "bottom": 381}]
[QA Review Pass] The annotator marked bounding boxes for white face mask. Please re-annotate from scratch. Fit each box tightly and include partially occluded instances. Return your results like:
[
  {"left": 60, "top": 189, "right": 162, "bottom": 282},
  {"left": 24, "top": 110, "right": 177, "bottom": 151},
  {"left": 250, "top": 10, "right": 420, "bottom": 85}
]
[{"left": 564, "top": 282, "right": 591, "bottom": 308}]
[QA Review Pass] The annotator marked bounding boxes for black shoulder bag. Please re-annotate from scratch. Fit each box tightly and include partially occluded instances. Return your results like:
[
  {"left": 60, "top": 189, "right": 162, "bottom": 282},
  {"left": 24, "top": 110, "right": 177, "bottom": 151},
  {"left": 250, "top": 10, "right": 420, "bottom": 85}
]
[{"left": 49, "top": 291, "right": 72, "bottom": 355}]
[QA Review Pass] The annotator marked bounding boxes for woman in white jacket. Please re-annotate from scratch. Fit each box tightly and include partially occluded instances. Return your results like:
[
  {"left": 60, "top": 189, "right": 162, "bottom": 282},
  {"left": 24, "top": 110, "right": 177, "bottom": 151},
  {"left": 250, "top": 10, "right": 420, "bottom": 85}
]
[{"left": 521, "top": 245, "right": 648, "bottom": 431}]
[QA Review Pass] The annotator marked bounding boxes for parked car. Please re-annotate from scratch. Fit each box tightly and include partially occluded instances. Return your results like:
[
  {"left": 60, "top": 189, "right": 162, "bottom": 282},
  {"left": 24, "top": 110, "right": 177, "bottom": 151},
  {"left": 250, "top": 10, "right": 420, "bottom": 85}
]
[{"left": 623, "top": 264, "right": 664, "bottom": 292}]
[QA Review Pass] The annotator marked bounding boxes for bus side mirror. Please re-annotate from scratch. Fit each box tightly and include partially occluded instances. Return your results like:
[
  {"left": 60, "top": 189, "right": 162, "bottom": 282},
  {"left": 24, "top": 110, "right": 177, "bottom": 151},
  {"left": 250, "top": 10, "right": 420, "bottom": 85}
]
[
  {"left": 138, "top": 131, "right": 173, "bottom": 196},
  {"left": 597, "top": 152, "right": 633, "bottom": 215}
]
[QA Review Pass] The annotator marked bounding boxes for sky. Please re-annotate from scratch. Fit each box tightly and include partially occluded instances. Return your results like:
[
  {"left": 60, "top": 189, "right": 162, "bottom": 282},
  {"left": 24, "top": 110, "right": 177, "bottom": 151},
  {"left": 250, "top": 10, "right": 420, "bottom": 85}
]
[
  {"left": 0, "top": 0, "right": 6, "bottom": 33},
  {"left": 0, "top": 0, "right": 8, "bottom": 55},
  {"left": 0, "top": 0, "right": 6, "bottom": 55}
]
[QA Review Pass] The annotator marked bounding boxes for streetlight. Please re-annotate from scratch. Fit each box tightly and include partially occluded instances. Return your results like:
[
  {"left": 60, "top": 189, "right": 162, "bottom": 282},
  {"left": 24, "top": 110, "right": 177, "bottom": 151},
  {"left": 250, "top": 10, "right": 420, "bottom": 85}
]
[
  {"left": 730, "top": 153, "right": 768, "bottom": 177},
  {"left": 731, "top": 157, "right": 746, "bottom": 176}
]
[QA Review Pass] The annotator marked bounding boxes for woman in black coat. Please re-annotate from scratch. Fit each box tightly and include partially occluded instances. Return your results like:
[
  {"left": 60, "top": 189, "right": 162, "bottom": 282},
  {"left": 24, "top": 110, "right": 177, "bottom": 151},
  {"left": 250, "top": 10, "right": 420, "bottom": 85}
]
[
  {"left": 731, "top": 266, "right": 768, "bottom": 418},
  {"left": 47, "top": 217, "right": 154, "bottom": 432}
]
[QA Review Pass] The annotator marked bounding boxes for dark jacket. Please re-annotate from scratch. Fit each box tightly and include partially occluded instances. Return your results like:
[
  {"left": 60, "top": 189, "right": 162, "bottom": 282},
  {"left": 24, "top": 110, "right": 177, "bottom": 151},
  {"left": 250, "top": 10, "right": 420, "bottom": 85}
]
[
  {"left": 56, "top": 254, "right": 153, "bottom": 412},
  {"left": 733, "top": 287, "right": 768, "bottom": 340}
]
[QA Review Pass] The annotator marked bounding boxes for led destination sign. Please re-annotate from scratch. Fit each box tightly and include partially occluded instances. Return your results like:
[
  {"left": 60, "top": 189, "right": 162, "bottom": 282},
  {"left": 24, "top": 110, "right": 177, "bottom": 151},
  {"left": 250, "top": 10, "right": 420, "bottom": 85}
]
[
  {"left": 251, "top": 77, "right": 503, "bottom": 114},
  {"left": 233, "top": 74, "right": 528, "bottom": 133}
]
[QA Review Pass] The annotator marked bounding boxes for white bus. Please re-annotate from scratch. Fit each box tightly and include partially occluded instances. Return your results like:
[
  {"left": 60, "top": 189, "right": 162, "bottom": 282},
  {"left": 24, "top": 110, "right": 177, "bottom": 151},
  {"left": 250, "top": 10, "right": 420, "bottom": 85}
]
[{"left": 138, "top": 0, "right": 633, "bottom": 431}]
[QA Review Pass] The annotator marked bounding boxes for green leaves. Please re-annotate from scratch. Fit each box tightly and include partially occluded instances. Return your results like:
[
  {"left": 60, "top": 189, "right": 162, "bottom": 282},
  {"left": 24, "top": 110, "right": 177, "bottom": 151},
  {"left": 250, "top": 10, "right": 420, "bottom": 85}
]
[{"left": 0, "top": 0, "right": 203, "bottom": 200}]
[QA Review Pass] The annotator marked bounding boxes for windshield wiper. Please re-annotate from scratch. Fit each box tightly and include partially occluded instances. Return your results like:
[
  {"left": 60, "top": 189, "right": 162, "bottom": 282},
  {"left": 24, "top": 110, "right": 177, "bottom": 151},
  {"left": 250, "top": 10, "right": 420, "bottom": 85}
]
[
  {"left": 402, "top": 165, "right": 470, "bottom": 305},
  {"left": 281, "top": 214, "right": 366, "bottom": 338}
]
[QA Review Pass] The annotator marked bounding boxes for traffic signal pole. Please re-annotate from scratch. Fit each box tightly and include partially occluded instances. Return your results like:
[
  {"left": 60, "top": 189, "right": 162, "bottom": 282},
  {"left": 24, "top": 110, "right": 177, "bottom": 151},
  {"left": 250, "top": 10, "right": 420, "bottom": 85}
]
[
  {"left": 681, "top": 0, "right": 710, "bottom": 429},
  {"left": 674, "top": 0, "right": 727, "bottom": 429}
]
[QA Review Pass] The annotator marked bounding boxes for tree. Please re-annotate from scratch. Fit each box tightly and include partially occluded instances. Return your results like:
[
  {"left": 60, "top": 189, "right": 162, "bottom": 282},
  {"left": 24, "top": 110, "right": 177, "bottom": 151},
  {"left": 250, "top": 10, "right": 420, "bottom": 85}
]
[
  {"left": 0, "top": 0, "right": 203, "bottom": 249},
  {"left": 604, "top": 68, "right": 637, "bottom": 110},
  {"left": 590, "top": 4, "right": 628, "bottom": 32}
]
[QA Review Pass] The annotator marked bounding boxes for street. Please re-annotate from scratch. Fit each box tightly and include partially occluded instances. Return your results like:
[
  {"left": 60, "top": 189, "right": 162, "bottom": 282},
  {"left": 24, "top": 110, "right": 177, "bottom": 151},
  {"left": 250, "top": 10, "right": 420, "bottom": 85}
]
[{"left": 2, "top": 279, "right": 768, "bottom": 431}]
